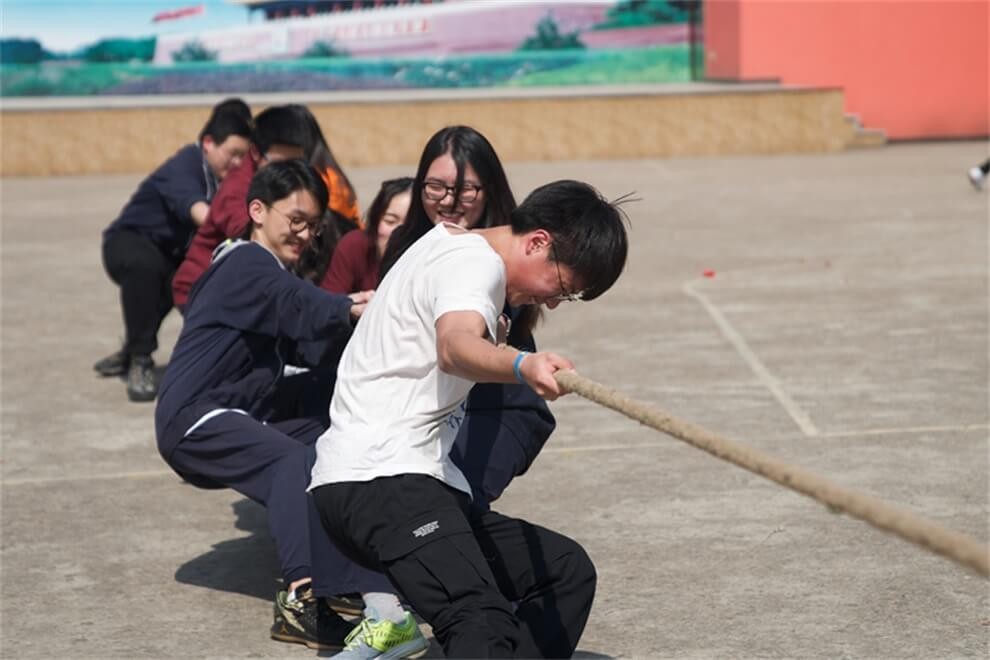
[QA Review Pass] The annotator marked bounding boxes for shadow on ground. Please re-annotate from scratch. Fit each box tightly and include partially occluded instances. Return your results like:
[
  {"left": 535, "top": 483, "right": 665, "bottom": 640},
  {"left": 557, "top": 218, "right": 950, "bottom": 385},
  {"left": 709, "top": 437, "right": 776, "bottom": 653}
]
[{"left": 175, "top": 498, "right": 281, "bottom": 601}]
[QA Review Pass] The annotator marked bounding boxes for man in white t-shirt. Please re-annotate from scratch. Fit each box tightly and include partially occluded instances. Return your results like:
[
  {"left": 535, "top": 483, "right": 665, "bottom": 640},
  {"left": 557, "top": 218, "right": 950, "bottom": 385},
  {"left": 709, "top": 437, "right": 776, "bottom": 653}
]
[{"left": 310, "top": 180, "right": 628, "bottom": 658}]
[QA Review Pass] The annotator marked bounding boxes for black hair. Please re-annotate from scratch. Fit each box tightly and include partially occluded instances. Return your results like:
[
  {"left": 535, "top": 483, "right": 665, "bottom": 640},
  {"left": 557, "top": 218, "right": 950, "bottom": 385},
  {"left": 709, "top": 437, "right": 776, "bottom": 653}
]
[
  {"left": 252, "top": 105, "right": 313, "bottom": 156},
  {"left": 363, "top": 176, "right": 414, "bottom": 264},
  {"left": 294, "top": 209, "right": 342, "bottom": 286},
  {"left": 289, "top": 104, "right": 359, "bottom": 225},
  {"left": 213, "top": 97, "right": 251, "bottom": 122},
  {"left": 199, "top": 97, "right": 253, "bottom": 144},
  {"left": 246, "top": 160, "right": 336, "bottom": 282},
  {"left": 380, "top": 125, "right": 516, "bottom": 278},
  {"left": 511, "top": 180, "right": 629, "bottom": 301},
  {"left": 246, "top": 159, "right": 329, "bottom": 221}
]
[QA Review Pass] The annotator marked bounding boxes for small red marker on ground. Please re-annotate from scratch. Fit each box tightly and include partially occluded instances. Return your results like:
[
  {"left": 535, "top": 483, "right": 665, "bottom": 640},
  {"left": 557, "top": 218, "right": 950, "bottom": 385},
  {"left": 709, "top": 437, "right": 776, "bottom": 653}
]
[{"left": 703, "top": 269, "right": 716, "bottom": 278}]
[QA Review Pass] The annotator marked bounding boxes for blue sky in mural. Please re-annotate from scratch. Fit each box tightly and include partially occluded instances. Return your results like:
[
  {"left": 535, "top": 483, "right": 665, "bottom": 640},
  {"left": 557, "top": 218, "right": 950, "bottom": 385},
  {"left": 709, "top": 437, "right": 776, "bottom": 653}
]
[{"left": 2, "top": 0, "right": 250, "bottom": 52}]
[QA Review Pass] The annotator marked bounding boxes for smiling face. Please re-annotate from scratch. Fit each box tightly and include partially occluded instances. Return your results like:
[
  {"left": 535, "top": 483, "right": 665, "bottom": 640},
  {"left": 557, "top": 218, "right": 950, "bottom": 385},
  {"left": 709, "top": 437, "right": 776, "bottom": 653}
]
[
  {"left": 375, "top": 190, "right": 411, "bottom": 258},
  {"left": 421, "top": 153, "right": 485, "bottom": 228},
  {"left": 248, "top": 189, "right": 322, "bottom": 266},
  {"left": 505, "top": 230, "right": 584, "bottom": 309},
  {"left": 202, "top": 133, "right": 251, "bottom": 181}
]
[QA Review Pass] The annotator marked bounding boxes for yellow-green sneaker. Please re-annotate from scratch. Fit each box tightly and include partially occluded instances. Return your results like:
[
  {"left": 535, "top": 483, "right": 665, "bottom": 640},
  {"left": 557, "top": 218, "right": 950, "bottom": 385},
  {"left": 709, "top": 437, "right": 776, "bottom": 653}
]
[{"left": 331, "top": 608, "right": 429, "bottom": 660}]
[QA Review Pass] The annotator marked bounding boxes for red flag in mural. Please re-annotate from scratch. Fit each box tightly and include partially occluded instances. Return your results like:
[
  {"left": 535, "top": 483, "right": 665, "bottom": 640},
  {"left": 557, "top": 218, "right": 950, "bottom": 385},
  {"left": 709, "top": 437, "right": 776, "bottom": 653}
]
[{"left": 151, "top": 4, "right": 206, "bottom": 23}]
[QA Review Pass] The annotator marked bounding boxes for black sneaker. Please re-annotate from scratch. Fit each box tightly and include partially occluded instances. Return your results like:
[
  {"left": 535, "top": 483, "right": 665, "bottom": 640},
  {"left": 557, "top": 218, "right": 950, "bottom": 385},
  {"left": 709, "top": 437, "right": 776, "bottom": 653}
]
[
  {"left": 126, "top": 356, "right": 157, "bottom": 402},
  {"left": 326, "top": 593, "right": 365, "bottom": 617},
  {"left": 94, "top": 350, "right": 129, "bottom": 377},
  {"left": 270, "top": 585, "right": 352, "bottom": 650}
]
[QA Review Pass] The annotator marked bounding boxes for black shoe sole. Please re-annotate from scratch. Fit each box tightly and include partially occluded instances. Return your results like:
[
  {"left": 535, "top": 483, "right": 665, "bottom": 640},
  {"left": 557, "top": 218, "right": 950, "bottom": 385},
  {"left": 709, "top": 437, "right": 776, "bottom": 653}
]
[
  {"left": 326, "top": 596, "right": 364, "bottom": 617},
  {"left": 127, "top": 390, "right": 157, "bottom": 402},
  {"left": 95, "top": 366, "right": 128, "bottom": 377},
  {"left": 270, "top": 624, "right": 344, "bottom": 651}
]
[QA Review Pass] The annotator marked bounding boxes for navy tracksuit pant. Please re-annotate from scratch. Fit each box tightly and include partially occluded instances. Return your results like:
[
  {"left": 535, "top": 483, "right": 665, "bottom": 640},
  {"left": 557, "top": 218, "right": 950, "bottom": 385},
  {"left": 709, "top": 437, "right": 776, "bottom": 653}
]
[{"left": 165, "top": 411, "right": 391, "bottom": 594}]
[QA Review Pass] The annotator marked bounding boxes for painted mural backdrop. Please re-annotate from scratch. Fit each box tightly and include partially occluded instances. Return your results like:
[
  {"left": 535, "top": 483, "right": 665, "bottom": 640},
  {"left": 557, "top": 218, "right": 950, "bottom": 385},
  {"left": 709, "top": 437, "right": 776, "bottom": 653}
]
[{"left": 1, "top": 0, "right": 702, "bottom": 96}]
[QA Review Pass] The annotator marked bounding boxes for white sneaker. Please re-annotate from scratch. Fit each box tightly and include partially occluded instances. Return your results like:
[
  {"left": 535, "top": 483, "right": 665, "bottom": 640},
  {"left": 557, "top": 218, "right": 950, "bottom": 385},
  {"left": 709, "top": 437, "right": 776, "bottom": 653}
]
[{"left": 967, "top": 166, "right": 986, "bottom": 191}]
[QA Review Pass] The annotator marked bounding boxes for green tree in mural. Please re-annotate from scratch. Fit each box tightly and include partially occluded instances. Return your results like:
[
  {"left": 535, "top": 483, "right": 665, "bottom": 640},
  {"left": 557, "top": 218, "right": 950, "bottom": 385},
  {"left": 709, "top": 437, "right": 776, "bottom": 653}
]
[
  {"left": 301, "top": 40, "right": 349, "bottom": 59},
  {"left": 0, "top": 39, "right": 50, "bottom": 64},
  {"left": 519, "top": 15, "right": 585, "bottom": 51},
  {"left": 83, "top": 38, "right": 156, "bottom": 63},
  {"left": 595, "top": 0, "right": 698, "bottom": 29},
  {"left": 172, "top": 39, "right": 218, "bottom": 63}
]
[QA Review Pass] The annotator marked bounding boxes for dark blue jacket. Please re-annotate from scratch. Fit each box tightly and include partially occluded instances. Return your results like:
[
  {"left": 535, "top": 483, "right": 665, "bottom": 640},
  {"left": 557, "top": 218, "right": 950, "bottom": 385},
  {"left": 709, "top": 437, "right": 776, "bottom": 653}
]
[
  {"left": 155, "top": 241, "right": 353, "bottom": 461},
  {"left": 450, "top": 306, "right": 556, "bottom": 514},
  {"left": 103, "top": 144, "right": 217, "bottom": 262}
]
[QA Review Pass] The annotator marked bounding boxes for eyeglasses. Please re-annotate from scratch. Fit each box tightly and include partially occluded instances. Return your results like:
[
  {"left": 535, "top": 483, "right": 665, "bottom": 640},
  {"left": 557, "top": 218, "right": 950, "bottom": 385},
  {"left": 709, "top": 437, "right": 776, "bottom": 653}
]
[
  {"left": 549, "top": 242, "right": 584, "bottom": 302},
  {"left": 268, "top": 204, "right": 322, "bottom": 237},
  {"left": 422, "top": 179, "right": 483, "bottom": 203}
]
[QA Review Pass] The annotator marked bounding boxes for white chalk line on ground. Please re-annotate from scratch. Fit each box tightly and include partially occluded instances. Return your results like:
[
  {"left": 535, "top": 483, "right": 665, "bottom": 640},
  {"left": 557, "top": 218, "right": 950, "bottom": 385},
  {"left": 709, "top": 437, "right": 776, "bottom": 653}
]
[
  {"left": 683, "top": 279, "right": 821, "bottom": 437},
  {"left": 820, "top": 423, "right": 989, "bottom": 438},
  {"left": 4, "top": 422, "right": 986, "bottom": 486}
]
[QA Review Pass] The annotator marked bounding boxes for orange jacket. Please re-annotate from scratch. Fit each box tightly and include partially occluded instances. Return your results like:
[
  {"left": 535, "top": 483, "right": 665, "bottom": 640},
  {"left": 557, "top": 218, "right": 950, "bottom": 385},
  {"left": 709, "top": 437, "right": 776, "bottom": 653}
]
[{"left": 321, "top": 167, "right": 361, "bottom": 229}]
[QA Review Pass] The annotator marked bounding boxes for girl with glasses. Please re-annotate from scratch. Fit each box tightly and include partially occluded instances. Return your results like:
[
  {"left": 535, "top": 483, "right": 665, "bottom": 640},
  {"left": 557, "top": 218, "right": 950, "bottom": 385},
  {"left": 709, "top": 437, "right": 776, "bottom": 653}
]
[
  {"left": 377, "top": 126, "right": 554, "bottom": 518},
  {"left": 380, "top": 125, "right": 516, "bottom": 275}
]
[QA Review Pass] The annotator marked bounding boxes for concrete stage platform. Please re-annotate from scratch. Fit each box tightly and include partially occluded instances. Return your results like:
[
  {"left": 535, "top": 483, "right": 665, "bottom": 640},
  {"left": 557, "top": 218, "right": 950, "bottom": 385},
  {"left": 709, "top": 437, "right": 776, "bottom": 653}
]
[
  {"left": 0, "top": 82, "right": 860, "bottom": 177},
  {"left": 1, "top": 141, "right": 987, "bottom": 657}
]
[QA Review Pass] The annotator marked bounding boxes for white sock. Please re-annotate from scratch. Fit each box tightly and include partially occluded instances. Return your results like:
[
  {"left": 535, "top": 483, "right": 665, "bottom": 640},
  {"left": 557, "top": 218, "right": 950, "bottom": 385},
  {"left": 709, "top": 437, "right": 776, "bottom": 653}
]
[
  {"left": 286, "top": 581, "right": 311, "bottom": 604},
  {"left": 361, "top": 592, "right": 406, "bottom": 623}
]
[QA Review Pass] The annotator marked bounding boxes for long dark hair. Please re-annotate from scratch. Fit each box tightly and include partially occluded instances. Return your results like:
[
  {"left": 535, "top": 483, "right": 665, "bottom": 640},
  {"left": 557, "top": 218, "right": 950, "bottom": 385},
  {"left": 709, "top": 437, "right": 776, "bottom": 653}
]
[
  {"left": 279, "top": 105, "right": 354, "bottom": 284},
  {"left": 246, "top": 158, "right": 328, "bottom": 214},
  {"left": 363, "top": 176, "right": 414, "bottom": 266},
  {"left": 292, "top": 104, "right": 358, "bottom": 217},
  {"left": 380, "top": 125, "right": 540, "bottom": 335},
  {"left": 293, "top": 209, "right": 342, "bottom": 285},
  {"left": 380, "top": 125, "right": 515, "bottom": 276}
]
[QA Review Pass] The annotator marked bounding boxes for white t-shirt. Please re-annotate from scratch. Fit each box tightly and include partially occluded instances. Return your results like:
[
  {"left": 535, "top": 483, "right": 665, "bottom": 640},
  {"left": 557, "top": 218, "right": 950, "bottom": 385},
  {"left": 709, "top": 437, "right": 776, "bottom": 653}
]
[{"left": 309, "top": 223, "right": 506, "bottom": 496}]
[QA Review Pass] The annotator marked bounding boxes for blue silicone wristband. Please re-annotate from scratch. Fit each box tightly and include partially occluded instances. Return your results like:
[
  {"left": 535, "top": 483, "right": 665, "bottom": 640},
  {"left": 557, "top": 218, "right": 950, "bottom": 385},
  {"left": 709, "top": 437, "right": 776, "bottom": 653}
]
[{"left": 513, "top": 351, "right": 530, "bottom": 385}]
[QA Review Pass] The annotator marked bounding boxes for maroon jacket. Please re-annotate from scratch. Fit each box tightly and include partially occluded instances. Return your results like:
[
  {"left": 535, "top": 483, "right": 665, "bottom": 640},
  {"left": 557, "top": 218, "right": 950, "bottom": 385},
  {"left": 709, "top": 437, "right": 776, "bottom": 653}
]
[
  {"left": 172, "top": 157, "right": 258, "bottom": 309},
  {"left": 321, "top": 228, "right": 379, "bottom": 294}
]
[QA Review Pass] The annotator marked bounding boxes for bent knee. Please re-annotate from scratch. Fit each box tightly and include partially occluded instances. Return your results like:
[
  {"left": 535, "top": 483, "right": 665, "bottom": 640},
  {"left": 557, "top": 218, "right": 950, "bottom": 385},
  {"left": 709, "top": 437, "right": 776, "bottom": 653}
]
[{"left": 555, "top": 539, "right": 597, "bottom": 595}]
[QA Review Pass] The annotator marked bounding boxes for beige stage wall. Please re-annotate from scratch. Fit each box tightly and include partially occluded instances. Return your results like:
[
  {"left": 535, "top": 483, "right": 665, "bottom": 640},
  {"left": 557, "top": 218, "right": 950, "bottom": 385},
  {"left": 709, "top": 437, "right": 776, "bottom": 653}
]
[{"left": 0, "top": 84, "right": 857, "bottom": 177}]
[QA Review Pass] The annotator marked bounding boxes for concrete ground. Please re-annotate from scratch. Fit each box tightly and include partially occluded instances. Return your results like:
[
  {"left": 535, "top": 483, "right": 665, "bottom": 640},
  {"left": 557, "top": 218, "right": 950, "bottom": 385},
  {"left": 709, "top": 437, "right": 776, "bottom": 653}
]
[{"left": 2, "top": 141, "right": 988, "bottom": 658}]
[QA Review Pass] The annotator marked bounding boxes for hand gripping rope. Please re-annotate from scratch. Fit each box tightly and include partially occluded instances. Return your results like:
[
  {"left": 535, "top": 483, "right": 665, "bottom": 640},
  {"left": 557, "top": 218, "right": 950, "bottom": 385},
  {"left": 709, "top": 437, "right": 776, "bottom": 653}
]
[{"left": 553, "top": 370, "right": 989, "bottom": 578}]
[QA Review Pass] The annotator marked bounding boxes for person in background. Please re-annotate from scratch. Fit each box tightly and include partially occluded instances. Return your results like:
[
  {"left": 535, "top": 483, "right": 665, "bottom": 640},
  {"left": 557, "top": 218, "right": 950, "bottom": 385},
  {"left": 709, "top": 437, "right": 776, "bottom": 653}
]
[
  {"left": 296, "top": 106, "right": 362, "bottom": 236},
  {"left": 322, "top": 177, "right": 414, "bottom": 295},
  {"left": 967, "top": 158, "right": 989, "bottom": 190},
  {"left": 171, "top": 104, "right": 314, "bottom": 311},
  {"left": 380, "top": 126, "right": 554, "bottom": 519},
  {"left": 95, "top": 97, "right": 252, "bottom": 402}
]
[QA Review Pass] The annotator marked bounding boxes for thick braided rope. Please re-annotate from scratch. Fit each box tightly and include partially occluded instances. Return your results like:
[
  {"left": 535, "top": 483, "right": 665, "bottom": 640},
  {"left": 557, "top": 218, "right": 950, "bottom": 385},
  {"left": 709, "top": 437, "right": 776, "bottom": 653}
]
[{"left": 554, "top": 370, "right": 989, "bottom": 578}]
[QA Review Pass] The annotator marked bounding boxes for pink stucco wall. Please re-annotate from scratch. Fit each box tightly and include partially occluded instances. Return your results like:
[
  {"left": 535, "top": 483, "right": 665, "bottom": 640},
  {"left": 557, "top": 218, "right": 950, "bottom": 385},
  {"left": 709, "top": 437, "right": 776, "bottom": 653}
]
[{"left": 704, "top": 0, "right": 989, "bottom": 139}]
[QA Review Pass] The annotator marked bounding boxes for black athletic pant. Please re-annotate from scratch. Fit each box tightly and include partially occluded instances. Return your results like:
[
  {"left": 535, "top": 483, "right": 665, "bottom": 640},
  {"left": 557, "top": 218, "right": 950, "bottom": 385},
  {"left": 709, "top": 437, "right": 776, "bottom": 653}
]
[
  {"left": 313, "top": 474, "right": 596, "bottom": 658},
  {"left": 102, "top": 230, "right": 176, "bottom": 358}
]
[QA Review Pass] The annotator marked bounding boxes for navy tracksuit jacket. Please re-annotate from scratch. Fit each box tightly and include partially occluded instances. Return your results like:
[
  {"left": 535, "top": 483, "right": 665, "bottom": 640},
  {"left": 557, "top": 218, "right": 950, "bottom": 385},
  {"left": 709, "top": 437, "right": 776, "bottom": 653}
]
[{"left": 154, "top": 240, "right": 390, "bottom": 591}]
